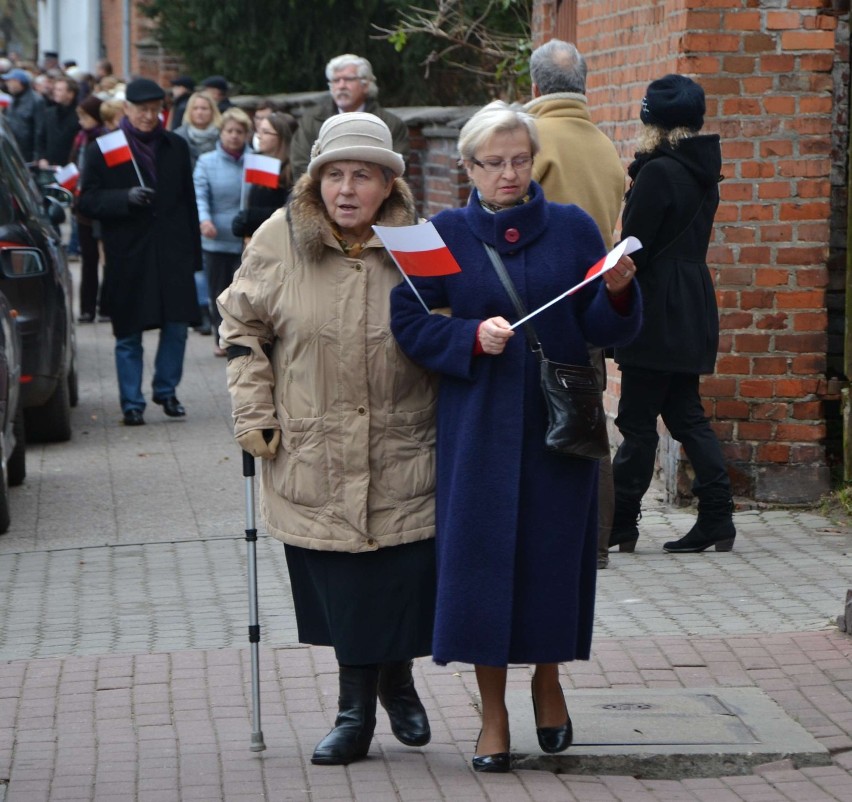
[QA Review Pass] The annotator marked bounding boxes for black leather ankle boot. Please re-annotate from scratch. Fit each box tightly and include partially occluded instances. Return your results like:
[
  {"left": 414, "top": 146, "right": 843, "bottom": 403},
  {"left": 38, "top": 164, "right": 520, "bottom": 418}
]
[
  {"left": 608, "top": 497, "right": 642, "bottom": 552},
  {"left": 664, "top": 499, "right": 736, "bottom": 553},
  {"left": 311, "top": 664, "right": 379, "bottom": 765},
  {"left": 378, "top": 660, "right": 431, "bottom": 747}
]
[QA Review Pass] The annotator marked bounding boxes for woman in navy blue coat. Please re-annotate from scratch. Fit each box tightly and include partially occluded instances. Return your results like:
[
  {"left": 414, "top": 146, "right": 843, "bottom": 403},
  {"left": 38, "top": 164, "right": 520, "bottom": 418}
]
[{"left": 390, "top": 101, "right": 642, "bottom": 772}]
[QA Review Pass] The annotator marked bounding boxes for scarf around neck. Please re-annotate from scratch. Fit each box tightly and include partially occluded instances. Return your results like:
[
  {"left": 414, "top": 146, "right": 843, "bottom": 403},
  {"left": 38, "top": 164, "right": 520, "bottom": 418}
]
[
  {"left": 185, "top": 124, "right": 220, "bottom": 154},
  {"left": 120, "top": 115, "right": 164, "bottom": 187}
]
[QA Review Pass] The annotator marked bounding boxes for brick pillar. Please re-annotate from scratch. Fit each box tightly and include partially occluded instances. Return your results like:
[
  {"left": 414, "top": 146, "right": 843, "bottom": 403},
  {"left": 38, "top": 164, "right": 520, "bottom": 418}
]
[
  {"left": 422, "top": 126, "right": 470, "bottom": 217},
  {"left": 684, "top": 2, "right": 841, "bottom": 502}
]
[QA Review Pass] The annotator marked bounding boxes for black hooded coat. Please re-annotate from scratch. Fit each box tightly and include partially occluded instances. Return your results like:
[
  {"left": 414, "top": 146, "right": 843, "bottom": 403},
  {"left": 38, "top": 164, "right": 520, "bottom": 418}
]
[{"left": 614, "top": 134, "right": 722, "bottom": 374}]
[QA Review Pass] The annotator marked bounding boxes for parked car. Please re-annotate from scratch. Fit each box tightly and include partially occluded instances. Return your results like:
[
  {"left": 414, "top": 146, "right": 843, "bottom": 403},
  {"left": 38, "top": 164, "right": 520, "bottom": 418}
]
[
  {"left": 0, "top": 116, "right": 77, "bottom": 442},
  {"left": 0, "top": 286, "right": 25, "bottom": 533}
]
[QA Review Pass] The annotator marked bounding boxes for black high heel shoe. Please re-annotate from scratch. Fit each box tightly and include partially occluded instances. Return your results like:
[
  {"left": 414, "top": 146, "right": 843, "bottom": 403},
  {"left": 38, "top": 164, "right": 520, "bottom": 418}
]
[
  {"left": 471, "top": 729, "right": 511, "bottom": 773},
  {"left": 531, "top": 680, "right": 573, "bottom": 754}
]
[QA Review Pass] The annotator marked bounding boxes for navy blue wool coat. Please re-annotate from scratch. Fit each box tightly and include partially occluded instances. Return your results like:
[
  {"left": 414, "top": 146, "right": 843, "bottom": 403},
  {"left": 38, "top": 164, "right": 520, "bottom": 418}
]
[{"left": 390, "top": 183, "right": 643, "bottom": 667}]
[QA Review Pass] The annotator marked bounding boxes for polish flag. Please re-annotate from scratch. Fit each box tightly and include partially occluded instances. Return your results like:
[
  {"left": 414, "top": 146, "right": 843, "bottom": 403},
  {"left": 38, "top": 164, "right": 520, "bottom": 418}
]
[
  {"left": 372, "top": 222, "right": 462, "bottom": 277},
  {"left": 0, "top": 93, "right": 11, "bottom": 110},
  {"left": 54, "top": 163, "right": 79, "bottom": 191},
  {"left": 244, "top": 154, "right": 281, "bottom": 188},
  {"left": 96, "top": 129, "right": 133, "bottom": 167},
  {"left": 566, "top": 236, "right": 642, "bottom": 295}
]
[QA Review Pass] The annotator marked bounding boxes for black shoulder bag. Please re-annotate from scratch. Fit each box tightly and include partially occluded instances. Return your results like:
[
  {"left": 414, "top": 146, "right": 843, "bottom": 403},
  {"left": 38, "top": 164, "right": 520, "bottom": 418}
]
[{"left": 483, "top": 243, "right": 609, "bottom": 461}]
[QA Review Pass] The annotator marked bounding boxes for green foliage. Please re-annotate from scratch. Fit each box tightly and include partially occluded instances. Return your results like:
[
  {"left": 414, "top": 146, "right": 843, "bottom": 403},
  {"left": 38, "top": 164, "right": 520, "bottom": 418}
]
[
  {"left": 139, "top": 0, "right": 530, "bottom": 105},
  {"left": 374, "top": 0, "right": 533, "bottom": 102},
  {"left": 139, "top": 0, "right": 462, "bottom": 104}
]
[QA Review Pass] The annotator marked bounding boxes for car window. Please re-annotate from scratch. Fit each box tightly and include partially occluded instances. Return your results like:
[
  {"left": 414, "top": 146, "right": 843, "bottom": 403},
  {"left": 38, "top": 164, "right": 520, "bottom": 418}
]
[
  {"left": 0, "top": 133, "right": 44, "bottom": 222},
  {"left": 0, "top": 174, "right": 15, "bottom": 226}
]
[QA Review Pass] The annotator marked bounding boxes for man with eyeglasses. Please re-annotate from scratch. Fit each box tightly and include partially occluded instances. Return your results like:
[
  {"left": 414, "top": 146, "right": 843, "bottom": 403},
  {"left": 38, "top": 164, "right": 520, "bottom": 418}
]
[
  {"left": 525, "top": 39, "right": 627, "bottom": 570},
  {"left": 291, "top": 54, "right": 409, "bottom": 180},
  {"left": 79, "top": 78, "right": 203, "bottom": 427}
]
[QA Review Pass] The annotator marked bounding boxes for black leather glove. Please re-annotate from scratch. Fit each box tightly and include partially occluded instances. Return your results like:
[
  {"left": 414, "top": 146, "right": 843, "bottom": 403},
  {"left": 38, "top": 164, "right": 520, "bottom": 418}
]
[
  {"left": 231, "top": 209, "right": 248, "bottom": 237},
  {"left": 128, "top": 187, "right": 156, "bottom": 207}
]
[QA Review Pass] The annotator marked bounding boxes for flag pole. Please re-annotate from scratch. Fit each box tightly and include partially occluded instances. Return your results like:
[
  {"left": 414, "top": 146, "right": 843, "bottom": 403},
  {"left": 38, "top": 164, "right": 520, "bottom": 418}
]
[
  {"left": 129, "top": 153, "right": 146, "bottom": 189},
  {"left": 240, "top": 164, "right": 248, "bottom": 211},
  {"left": 509, "top": 237, "right": 642, "bottom": 329},
  {"left": 386, "top": 255, "right": 431, "bottom": 315}
]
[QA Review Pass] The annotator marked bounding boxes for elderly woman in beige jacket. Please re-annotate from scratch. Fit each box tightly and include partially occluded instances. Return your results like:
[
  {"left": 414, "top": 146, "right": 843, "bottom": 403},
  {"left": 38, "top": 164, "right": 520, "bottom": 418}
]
[{"left": 218, "top": 113, "right": 437, "bottom": 767}]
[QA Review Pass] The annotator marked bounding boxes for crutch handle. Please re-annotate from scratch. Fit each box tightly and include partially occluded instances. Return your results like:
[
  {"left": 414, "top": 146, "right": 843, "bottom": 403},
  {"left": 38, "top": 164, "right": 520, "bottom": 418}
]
[{"left": 242, "top": 449, "right": 255, "bottom": 477}]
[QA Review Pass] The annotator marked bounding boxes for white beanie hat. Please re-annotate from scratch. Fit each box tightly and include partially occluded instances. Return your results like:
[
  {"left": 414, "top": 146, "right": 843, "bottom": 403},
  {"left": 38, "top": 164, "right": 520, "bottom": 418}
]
[{"left": 307, "top": 112, "right": 404, "bottom": 179}]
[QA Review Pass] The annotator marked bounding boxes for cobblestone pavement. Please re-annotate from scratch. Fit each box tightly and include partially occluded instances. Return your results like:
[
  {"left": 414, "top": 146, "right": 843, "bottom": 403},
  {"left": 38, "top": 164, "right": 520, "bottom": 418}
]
[{"left": 0, "top": 298, "right": 851, "bottom": 801}]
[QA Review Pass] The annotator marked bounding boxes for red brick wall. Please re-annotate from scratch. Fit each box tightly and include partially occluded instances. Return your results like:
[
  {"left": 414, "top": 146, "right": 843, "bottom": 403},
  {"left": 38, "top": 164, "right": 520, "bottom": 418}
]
[
  {"left": 533, "top": 0, "right": 848, "bottom": 503},
  {"left": 100, "top": 0, "right": 183, "bottom": 85}
]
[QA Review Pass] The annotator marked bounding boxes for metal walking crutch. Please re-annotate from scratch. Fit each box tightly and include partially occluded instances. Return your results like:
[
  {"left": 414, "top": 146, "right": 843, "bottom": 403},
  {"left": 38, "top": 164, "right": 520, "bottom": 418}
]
[{"left": 243, "top": 450, "right": 266, "bottom": 752}]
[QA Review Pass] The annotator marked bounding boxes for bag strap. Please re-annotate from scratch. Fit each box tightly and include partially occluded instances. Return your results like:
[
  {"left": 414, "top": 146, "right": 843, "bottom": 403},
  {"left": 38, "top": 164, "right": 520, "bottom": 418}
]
[
  {"left": 482, "top": 242, "right": 545, "bottom": 361},
  {"left": 646, "top": 185, "right": 713, "bottom": 261}
]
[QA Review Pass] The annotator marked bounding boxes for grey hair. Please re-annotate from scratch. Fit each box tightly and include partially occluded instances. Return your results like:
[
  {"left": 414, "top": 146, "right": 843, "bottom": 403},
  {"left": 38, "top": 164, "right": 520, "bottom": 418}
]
[
  {"left": 325, "top": 54, "right": 378, "bottom": 99},
  {"left": 458, "top": 100, "right": 540, "bottom": 162},
  {"left": 529, "top": 39, "right": 587, "bottom": 95}
]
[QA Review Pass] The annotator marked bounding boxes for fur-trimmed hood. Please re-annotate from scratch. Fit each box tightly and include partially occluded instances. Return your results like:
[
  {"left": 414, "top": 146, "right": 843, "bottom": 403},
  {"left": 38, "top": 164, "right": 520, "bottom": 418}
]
[{"left": 286, "top": 172, "right": 418, "bottom": 264}]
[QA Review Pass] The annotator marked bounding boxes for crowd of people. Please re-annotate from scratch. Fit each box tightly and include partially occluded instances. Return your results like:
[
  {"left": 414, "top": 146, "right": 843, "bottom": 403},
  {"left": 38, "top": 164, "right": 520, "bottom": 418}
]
[{"left": 2, "top": 43, "right": 736, "bottom": 774}]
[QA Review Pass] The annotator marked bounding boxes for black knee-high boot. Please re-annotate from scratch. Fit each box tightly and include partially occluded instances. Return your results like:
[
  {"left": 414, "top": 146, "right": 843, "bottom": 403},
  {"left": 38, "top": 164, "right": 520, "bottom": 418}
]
[
  {"left": 378, "top": 660, "right": 431, "bottom": 747},
  {"left": 311, "top": 664, "right": 379, "bottom": 766}
]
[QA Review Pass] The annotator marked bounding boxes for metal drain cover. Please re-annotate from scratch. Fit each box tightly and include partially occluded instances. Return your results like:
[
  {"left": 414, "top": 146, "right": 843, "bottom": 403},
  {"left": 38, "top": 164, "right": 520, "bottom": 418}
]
[{"left": 506, "top": 687, "right": 831, "bottom": 778}]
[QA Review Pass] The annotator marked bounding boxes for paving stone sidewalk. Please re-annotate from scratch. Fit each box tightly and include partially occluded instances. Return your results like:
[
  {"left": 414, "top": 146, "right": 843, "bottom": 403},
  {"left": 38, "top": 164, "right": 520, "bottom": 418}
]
[{"left": 0, "top": 294, "right": 850, "bottom": 800}]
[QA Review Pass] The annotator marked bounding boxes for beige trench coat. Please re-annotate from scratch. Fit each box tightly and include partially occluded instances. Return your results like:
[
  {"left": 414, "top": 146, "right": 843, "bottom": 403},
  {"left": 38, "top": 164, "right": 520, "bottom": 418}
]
[{"left": 218, "top": 176, "right": 437, "bottom": 553}]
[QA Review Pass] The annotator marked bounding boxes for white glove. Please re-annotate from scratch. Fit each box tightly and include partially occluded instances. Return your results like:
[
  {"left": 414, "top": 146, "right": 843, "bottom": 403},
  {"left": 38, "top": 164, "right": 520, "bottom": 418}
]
[{"left": 237, "top": 429, "right": 281, "bottom": 459}]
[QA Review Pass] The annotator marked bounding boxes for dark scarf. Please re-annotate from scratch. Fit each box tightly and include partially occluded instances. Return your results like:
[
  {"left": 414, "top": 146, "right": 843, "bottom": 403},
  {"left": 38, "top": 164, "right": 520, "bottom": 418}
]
[
  {"left": 81, "top": 124, "right": 106, "bottom": 146},
  {"left": 120, "top": 115, "right": 165, "bottom": 187}
]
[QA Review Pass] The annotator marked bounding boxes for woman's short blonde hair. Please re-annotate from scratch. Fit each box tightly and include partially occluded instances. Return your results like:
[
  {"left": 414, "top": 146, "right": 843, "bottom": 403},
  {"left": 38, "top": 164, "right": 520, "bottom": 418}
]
[
  {"left": 99, "top": 98, "right": 125, "bottom": 129},
  {"left": 458, "top": 100, "right": 540, "bottom": 162},
  {"left": 220, "top": 106, "right": 253, "bottom": 133},
  {"left": 184, "top": 92, "right": 222, "bottom": 130}
]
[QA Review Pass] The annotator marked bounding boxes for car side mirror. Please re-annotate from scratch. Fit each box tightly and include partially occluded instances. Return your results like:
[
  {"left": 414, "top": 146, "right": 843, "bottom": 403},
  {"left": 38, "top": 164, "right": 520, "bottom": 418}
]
[
  {"left": 41, "top": 185, "right": 74, "bottom": 207},
  {"left": 0, "top": 247, "right": 48, "bottom": 278},
  {"left": 44, "top": 196, "right": 67, "bottom": 226}
]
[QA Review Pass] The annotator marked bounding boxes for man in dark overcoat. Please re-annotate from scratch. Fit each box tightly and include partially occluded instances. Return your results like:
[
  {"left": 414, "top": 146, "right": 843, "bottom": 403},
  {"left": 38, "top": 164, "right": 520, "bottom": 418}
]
[
  {"left": 78, "top": 78, "right": 202, "bottom": 427},
  {"left": 37, "top": 76, "right": 80, "bottom": 166},
  {"left": 1, "top": 68, "right": 45, "bottom": 162}
]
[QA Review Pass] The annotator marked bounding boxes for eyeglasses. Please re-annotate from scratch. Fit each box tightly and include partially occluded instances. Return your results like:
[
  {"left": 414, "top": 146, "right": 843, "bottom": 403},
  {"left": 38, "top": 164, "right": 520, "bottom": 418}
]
[
  {"left": 470, "top": 155, "right": 533, "bottom": 173},
  {"left": 329, "top": 75, "right": 362, "bottom": 86}
]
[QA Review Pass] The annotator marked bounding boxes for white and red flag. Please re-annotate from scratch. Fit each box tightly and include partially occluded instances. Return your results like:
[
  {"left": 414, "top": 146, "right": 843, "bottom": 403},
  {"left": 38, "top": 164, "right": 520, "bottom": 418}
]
[
  {"left": 244, "top": 154, "right": 281, "bottom": 189},
  {"left": 0, "top": 92, "right": 11, "bottom": 110},
  {"left": 510, "top": 236, "right": 643, "bottom": 329},
  {"left": 373, "top": 222, "right": 462, "bottom": 314},
  {"left": 372, "top": 222, "right": 462, "bottom": 278},
  {"left": 96, "top": 129, "right": 133, "bottom": 167},
  {"left": 54, "top": 163, "right": 79, "bottom": 191}
]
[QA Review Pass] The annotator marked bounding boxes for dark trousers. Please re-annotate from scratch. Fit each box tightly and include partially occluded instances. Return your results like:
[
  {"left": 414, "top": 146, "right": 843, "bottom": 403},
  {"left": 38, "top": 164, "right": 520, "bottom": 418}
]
[
  {"left": 78, "top": 221, "right": 100, "bottom": 317},
  {"left": 613, "top": 367, "right": 731, "bottom": 507},
  {"left": 204, "top": 251, "right": 242, "bottom": 342}
]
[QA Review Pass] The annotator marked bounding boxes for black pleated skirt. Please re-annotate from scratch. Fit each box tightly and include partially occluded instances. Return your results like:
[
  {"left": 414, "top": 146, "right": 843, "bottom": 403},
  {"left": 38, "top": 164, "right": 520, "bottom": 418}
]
[{"left": 283, "top": 538, "right": 436, "bottom": 665}]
